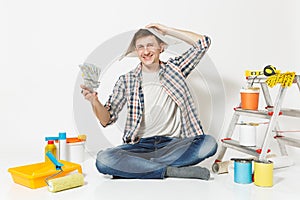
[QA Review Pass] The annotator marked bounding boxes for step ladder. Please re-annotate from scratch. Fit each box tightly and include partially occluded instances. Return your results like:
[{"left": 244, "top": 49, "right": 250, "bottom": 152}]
[{"left": 215, "top": 74, "right": 300, "bottom": 164}]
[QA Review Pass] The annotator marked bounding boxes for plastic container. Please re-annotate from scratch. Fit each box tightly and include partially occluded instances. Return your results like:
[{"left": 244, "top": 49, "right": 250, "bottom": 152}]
[
  {"left": 7, "top": 161, "right": 82, "bottom": 189},
  {"left": 45, "top": 140, "right": 57, "bottom": 163},
  {"left": 240, "top": 87, "right": 260, "bottom": 110},
  {"left": 67, "top": 139, "right": 85, "bottom": 163}
]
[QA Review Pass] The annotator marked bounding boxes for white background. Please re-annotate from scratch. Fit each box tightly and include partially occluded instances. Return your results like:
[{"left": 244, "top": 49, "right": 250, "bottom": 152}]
[{"left": 1, "top": 0, "right": 300, "bottom": 173}]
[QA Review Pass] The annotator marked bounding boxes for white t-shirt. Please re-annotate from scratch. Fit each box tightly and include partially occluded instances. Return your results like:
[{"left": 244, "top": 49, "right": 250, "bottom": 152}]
[{"left": 138, "top": 70, "right": 181, "bottom": 138}]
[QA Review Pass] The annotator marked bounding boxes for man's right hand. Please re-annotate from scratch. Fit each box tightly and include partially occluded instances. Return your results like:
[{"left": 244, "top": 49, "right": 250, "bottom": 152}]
[{"left": 80, "top": 84, "right": 98, "bottom": 104}]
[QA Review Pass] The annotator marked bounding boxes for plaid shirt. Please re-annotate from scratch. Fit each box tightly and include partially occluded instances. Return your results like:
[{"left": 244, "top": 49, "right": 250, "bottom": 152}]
[{"left": 104, "top": 36, "right": 211, "bottom": 143}]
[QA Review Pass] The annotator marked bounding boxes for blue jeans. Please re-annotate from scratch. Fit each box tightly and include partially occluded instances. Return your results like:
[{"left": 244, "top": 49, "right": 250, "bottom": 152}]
[{"left": 95, "top": 134, "right": 217, "bottom": 179}]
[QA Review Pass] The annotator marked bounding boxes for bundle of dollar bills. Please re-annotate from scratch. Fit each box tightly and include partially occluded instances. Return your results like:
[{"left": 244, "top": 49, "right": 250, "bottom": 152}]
[{"left": 79, "top": 63, "right": 101, "bottom": 92}]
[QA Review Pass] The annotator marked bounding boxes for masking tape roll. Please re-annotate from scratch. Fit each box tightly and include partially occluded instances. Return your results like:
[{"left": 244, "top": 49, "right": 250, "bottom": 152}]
[
  {"left": 254, "top": 160, "right": 273, "bottom": 187},
  {"left": 48, "top": 173, "right": 84, "bottom": 192},
  {"left": 212, "top": 160, "right": 233, "bottom": 174}
]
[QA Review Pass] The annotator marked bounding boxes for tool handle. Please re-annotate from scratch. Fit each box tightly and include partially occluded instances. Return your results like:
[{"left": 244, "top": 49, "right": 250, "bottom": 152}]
[{"left": 46, "top": 151, "right": 64, "bottom": 170}]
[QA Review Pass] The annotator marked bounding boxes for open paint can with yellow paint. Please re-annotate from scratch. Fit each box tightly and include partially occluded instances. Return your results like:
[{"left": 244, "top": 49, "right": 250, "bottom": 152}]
[{"left": 254, "top": 160, "right": 273, "bottom": 187}]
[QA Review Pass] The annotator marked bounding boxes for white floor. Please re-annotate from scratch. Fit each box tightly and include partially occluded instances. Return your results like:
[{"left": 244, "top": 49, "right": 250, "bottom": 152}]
[{"left": 1, "top": 148, "right": 300, "bottom": 200}]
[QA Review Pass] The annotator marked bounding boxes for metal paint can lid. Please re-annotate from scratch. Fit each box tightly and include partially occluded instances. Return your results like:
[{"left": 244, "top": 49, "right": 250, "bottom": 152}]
[
  {"left": 254, "top": 160, "right": 273, "bottom": 164},
  {"left": 231, "top": 158, "right": 253, "bottom": 163}
]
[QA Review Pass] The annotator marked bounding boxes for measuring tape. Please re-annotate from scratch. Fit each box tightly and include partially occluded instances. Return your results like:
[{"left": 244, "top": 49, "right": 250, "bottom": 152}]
[{"left": 263, "top": 65, "right": 280, "bottom": 76}]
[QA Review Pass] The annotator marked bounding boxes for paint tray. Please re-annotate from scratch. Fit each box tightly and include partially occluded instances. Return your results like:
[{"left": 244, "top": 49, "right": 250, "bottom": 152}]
[{"left": 8, "top": 160, "right": 82, "bottom": 189}]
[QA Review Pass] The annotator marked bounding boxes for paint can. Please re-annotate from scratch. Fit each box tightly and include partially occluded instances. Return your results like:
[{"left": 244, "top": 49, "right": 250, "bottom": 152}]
[
  {"left": 67, "top": 140, "right": 85, "bottom": 163},
  {"left": 239, "top": 124, "right": 257, "bottom": 146},
  {"left": 240, "top": 87, "right": 260, "bottom": 110},
  {"left": 254, "top": 160, "right": 273, "bottom": 187},
  {"left": 231, "top": 158, "right": 253, "bottom": 184}
]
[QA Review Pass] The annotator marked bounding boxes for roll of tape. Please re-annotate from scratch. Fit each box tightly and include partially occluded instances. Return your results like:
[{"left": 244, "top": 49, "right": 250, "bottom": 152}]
[{"left": 212, "top": 160, "right": 233, "bottom": 174}]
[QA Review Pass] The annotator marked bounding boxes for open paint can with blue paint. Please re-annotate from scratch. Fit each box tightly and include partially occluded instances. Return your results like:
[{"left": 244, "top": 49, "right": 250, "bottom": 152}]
[{"left": 231, "top": 158, "right": 253, "bottom": 184}]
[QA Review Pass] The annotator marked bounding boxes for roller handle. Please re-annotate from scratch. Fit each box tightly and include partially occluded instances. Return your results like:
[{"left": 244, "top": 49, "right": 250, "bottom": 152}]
[{"left": 46, "top": 151, "right": 64, "bottom": 170}]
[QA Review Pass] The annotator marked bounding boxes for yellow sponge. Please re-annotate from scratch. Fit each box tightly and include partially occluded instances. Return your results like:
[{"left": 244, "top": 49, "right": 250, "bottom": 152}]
[{"left": 47, "top": 173, "right": 84, "bottom": 192}]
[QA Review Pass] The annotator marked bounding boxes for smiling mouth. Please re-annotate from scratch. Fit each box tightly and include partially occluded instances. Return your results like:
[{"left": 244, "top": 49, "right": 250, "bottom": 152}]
[{"left": 142, "top": 54, "right": 153, "bottom": 60}]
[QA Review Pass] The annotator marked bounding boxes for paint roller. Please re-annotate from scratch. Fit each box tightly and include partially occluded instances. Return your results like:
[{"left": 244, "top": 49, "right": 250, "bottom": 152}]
[{"left": 45, "top": 152, "right": 84, "bottom": 192}]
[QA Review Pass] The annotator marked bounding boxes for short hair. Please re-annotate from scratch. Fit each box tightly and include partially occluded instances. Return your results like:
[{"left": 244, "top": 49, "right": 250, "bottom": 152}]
[{"left": 132, "top": 29, "right": 165, "bottom": 46}]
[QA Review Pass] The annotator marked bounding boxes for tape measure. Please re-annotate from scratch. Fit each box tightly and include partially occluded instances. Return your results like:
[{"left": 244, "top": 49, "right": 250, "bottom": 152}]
[{"left": 263, "top": 65, "right": 279, "bottom": 76}]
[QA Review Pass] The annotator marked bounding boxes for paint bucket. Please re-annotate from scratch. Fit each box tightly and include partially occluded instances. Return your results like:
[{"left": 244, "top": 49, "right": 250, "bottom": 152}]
[
  {"left": 254, "top": 160, "right": 273, "bottom": 187},
  {"left": 239, "top": 124, "right": 257, "bottom": 146},
  {"left": 240, "top": 87, "right": 260, "bottom": 110},
  {"left": 67, "top": 141, "right": 85, "bottom": 163},
  {"left": 231, "top": 158, "right": 253, "bottom": 184}
]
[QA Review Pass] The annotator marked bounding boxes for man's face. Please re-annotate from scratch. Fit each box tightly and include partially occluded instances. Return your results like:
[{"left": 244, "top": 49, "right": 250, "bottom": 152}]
[{"left": 135, "top": 35, "right": 163, "bottom": 68}]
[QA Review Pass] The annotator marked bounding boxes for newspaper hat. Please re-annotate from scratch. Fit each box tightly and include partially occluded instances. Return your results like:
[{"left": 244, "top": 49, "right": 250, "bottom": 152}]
[{"left": 119, "top": 28, "right": 181, "bottom": 60}]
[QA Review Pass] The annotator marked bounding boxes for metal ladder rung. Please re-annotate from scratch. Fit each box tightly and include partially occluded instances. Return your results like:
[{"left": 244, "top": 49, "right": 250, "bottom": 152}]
[
  {"left": 235, "top": 107, "right": 300, "bottom": 118},
  {"left": 275, "top": 136, "right": 300, "bottom": 148},
  {"left": 221, "top": 139, "right": 259, "bottom": 157},
  {"left": 234, "top": 108, "right": 272, "bottom": 119}
]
